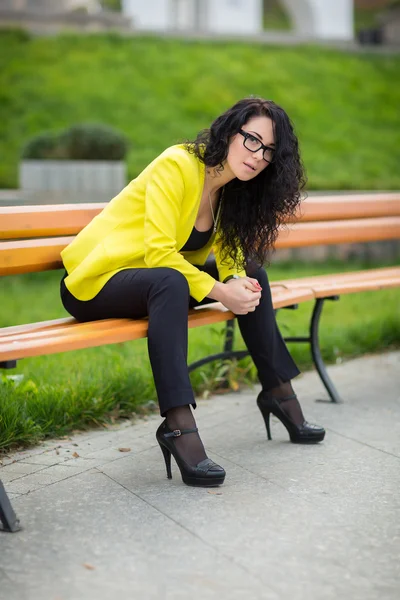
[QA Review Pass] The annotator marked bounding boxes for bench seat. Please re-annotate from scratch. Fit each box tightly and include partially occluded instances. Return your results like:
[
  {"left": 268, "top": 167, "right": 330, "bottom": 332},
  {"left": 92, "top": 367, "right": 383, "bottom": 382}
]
[
  {"left": 1, "top": 194, "right": 400, "bottom": 533},
  {"left": 0, "top": 287, "right": 315, "bottom": 363},
  {"left": 274, "top": 266, "right": 400, "bottom": 297},
  {"left": 2, "top": 215, "right": 400, "bottom": 275}
]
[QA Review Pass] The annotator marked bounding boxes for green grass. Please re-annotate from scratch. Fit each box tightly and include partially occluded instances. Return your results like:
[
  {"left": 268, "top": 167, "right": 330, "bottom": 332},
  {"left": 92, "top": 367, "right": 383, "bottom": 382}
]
[
  {"left": 1, "top": 29, "right": 400, "bottom": 190},
  {"left": 1, "top": 261, "right": 399, "bottom": 451}
]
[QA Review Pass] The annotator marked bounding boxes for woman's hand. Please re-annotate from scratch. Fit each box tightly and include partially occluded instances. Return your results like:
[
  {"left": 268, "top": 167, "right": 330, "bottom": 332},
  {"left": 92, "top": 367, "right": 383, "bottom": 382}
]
[{"left": 209, "top": 277, "right": 262, "bottom": 315}]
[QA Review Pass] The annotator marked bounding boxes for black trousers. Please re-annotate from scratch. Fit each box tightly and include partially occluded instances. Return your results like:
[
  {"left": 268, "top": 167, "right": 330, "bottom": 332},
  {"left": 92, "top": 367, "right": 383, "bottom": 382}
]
[{"left": 60, "top": 259, "right": 300, "bottom": 416}]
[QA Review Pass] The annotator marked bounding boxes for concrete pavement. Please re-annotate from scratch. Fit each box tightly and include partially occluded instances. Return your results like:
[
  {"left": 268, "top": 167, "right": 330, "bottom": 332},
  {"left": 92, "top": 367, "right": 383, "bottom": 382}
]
[{"left": 0, "top": 351, "right": 399, "bottom": 600}]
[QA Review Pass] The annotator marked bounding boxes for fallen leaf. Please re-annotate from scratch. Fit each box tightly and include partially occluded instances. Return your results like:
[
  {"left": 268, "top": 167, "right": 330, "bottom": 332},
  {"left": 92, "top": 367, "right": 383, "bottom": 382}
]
[
  {"left": 207, "top": 491, "right": 223, "bottom": 495},
  {"left": 72, "top": 452, "right": 80, "bottom": 458},
  {"left": 83, "top": 563, "right": 95, "bottom": 570},
  {"left": 118, "top": 447, "right": 131, "bottom": 453}
]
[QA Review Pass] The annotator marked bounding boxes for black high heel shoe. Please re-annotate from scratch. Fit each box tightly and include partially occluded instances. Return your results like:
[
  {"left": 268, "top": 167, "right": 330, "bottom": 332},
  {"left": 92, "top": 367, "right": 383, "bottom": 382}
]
[
  {"left": 257, "top": 392, "right": 325, "bottom": 444},
  {"left": 156, "top": 421, "right": 226, "bottom": 487}
]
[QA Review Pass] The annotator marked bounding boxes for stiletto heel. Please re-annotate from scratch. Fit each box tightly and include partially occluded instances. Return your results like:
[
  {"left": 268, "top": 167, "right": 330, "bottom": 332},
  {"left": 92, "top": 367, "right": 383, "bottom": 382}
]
[
  {"left": 257, "top": 392, "right": 325, "bottom": 444},
  {"left": 265, "top": 411, "right": 272, "bottom": 441},
  {"left": 156, "top": 420, "right": 225, "bottom": 487},
  {"left": 159, "top": 443, "right": 172, "bottom": 479}
]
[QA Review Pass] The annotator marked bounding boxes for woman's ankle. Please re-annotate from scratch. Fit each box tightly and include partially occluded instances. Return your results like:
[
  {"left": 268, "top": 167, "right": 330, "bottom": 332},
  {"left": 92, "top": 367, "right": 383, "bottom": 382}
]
[
  {"left": 265, "top": 380, "right": 294, "bottom": 398},
  {"left": 262, "top": 381, "right": 307, "bottom": 426},
  {"left": 166, "top": 405, "right": 196, "bottom": 431},
  {"left": 165, "top": 405, "right": 207, "bottom": 466}
]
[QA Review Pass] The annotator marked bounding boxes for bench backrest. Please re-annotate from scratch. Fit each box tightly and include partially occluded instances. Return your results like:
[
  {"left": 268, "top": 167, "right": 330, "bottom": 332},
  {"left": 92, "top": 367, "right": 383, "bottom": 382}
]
[{"left": 1, "top": 194, "right": 400, "bottom": 276}]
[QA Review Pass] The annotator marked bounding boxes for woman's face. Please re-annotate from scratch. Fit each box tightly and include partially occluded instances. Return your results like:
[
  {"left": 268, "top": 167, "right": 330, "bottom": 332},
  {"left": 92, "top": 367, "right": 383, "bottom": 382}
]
[{"left": 225, "top": 115, "right": 275, "bottom": 181}]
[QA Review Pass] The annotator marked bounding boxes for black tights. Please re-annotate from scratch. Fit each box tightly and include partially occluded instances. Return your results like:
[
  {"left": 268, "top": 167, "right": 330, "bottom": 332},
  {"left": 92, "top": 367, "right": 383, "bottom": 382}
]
[{"left": 60, "top": 259, "right": 301, "bottom": 465}]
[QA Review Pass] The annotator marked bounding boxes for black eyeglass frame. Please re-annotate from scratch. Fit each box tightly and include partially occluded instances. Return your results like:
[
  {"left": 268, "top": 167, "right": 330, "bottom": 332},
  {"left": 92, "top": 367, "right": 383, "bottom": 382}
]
[{"left": 238, "top": 129, "right": 275, "bottom": 163}]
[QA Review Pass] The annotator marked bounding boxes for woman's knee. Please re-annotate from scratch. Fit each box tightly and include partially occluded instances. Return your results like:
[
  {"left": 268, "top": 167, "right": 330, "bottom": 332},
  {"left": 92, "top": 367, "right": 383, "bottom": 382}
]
[
  {"left": 153, "top": 268, "right": 190, "bottom": 297},
  {"left": 246, "top": 263, "right": 269, "bottom": 285}
]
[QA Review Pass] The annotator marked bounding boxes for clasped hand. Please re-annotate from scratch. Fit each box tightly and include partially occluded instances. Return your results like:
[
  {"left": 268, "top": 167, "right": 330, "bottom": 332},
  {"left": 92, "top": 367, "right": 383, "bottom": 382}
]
[{"left": 222, "top": 277, "right": 262, "bottom": 315}]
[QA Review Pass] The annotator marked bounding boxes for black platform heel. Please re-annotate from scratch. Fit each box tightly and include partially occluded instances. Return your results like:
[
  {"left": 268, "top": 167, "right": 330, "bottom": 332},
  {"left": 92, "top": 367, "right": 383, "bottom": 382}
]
[
  {"left": 257, "top": 392, "right": 325, "bottom": 444},
  {"left": 156, "top": 421, "right": 226, "bottom": 487}
]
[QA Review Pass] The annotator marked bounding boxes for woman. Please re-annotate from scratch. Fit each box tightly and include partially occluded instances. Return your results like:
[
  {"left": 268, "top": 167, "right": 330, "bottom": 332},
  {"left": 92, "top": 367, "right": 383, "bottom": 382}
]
[{"left": 60, "top": 97, "right": 325, "bottom": 488}]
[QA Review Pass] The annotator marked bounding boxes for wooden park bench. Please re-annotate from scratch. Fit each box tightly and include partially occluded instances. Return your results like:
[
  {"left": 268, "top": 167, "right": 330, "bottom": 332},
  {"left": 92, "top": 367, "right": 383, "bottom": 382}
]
[{"left": 1, "top": 192, "right": 400, "bottom": 532}]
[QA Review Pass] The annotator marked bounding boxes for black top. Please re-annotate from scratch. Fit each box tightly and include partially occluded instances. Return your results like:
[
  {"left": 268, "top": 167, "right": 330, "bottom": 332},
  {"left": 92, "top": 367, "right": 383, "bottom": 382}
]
[{"left": 181, "top": 225, "right": 214, "bottom": 252}]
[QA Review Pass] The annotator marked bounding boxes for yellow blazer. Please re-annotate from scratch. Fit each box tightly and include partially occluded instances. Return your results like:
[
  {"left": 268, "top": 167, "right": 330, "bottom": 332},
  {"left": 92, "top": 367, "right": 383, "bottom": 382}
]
[{"left": 61, "top": 145, "right": 245, "bottom": 302}]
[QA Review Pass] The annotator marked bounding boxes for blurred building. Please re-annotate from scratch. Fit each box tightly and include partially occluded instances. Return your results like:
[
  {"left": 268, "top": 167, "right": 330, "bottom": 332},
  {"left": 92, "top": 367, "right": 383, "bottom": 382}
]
[
  {"left": 1, "top": 0, "right": 101, "bottom": 11},
  {"left": 122, "top": 0, "right": 355, "bottom": 40},
  {"left": 3, "top": 1, "right": 396, "bottom": 43},
  {"left": 121, "top": 0, "right": 262, "bottom": 35},
  {"left": 282, "top": 0, "right": 353, "bottom": 40},
  {"left": 0, "top": 0, "right": 131, "bottom": 32}
]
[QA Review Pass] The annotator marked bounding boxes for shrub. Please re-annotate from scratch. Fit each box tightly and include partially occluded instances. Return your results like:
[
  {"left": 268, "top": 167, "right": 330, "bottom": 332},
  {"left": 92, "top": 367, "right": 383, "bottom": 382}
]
[
  {"left": 21, "top": 123, "right": 129, "bottom": 161},
  {"left": 60, "top": 123, "right": 128, "bottom": 160},
  {"left": 21, "top": 131, "right": 62, "bottom": 160}
]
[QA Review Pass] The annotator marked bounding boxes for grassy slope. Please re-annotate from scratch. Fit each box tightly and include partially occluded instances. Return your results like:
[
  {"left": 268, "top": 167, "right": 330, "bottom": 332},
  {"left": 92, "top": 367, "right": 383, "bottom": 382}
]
[
  {"left": 1, "top": 262, "right": 399, "bottom": 450},
  {"left": 1, "top": 30, "right": 400, "bottom": 189}
]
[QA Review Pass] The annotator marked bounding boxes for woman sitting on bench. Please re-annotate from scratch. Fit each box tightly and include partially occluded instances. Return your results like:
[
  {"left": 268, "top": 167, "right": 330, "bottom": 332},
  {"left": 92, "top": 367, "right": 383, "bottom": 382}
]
[{"left": 60, "top": 96, "right": 325, "bottom": 488}]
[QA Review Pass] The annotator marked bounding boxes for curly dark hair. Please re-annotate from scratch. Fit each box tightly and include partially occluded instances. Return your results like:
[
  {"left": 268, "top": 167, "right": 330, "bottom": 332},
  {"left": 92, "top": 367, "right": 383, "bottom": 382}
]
[{"left": 185, "top": 97, "right": 307, "bottom": 270}]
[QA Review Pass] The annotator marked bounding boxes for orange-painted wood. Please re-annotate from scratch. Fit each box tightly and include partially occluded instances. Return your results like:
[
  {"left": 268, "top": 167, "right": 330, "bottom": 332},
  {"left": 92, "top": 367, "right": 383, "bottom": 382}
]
[
  {"left": 1, "top": 197, "right": 399, "bottom": 365},
  {"left": 1, "top": 218, "right": 399, "bottom": 276},
  {"left": 0, "top": 204, "right": 105, "bottom": 240},
  {"left": 293, "top": 194, "right": 400, "bottom": 222},
  {"left": 0, "top": 237, "right": 72, "bottom": 275},
  {"left": 309, "top": 277, "right": 400, "bottom": 298},
  {"left": 275, "top": 217, "right": 400, "bottom": 249},
  {"left": 0, "top": 289, "right": 315, "bottom": 362},
  {"left": 273, "top": 266, "right": 400, "bottom": 288},
  {"left": 1, "top": 194, "right": 400, "bottom": 239}
]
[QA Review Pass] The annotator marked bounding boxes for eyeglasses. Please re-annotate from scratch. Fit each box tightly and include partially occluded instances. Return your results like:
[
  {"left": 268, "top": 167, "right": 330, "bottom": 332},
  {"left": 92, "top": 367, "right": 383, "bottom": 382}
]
[{"left": 238, "top": 129, "right": 275, "bottom": 163}]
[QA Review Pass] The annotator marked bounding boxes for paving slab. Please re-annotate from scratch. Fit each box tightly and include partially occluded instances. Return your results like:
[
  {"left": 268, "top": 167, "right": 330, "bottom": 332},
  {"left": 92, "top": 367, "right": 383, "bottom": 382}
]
[{"left": 0, "top": 351, "right": 399, "bottom": 600}]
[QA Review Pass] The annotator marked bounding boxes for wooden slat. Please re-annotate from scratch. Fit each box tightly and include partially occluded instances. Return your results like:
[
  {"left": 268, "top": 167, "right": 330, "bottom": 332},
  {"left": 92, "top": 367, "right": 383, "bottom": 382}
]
[
  {"left": 275, "top": 217, "right": 400, "bottom": 249},
  {"left": 273, "top": 267, "right": 400, "bottom": 288},
  {"left": 0, "top": 323, "right": 148, "bottom": 362},
  {"left": 0, "top": 317, "right": 76, "bottom": 338},
  {"left": 0, "top": 309, "right": 233, "bottom": 361},
  {"left": 1, "top": 217, "right": 399, "bottom": 276},
  {"left": 0, "top": 203, "right": 106, "bottom": 240},
  {"left": 0, "top": 288, "right": 315, "bottom": 362},
  {"left": 273, "top": 267, "right": 400, "bottom": 297},
  {"left": 311, "top": 277, "right": 400, "bottom": 297},
  {"left": 293, "top": 194, "right": 400, "bottom": 223},
  {"left": 0, "top": 237, "right": 72, "bottom": 275},
  {"left": 271, "top": 287, "right": 315, "bottom": 308},
  {"left": 1, "top": 194, "right": 400, "bottom": 239},
  {"left": 1, "top": 318, "right": 147, "bottom": 345}
]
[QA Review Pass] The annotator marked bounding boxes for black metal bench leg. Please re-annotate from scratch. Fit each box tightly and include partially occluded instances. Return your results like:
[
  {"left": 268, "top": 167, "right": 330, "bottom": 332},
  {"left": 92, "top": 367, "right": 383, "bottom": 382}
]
[
  {"left": 0, "top": 479, "right": 21, "bottom": 533},
  {"left": 223, "top": 319, "right": 235, "bottom": 354},
  {"left": 310, "top": 298, "right": 342, "bottom": 403},
  {"left": 188, "top": 319, "right": 248, "bottom": 372},
  {"left": 0, "top": 360, "right": 17, "bottom": 369},
  {"left": 189, "top": 302, "right": 343, "bottom": 404}
]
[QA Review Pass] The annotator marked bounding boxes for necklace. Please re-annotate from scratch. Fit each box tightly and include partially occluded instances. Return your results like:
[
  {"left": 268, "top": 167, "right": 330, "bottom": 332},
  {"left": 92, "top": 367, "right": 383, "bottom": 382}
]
[{"left": 208, "top": 189, "right": 222, "bottom": 233}]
